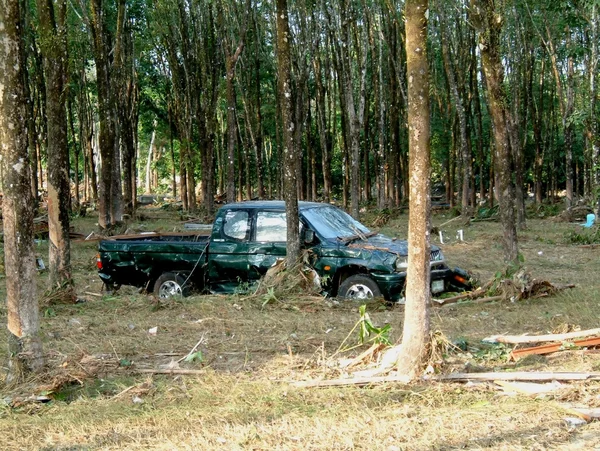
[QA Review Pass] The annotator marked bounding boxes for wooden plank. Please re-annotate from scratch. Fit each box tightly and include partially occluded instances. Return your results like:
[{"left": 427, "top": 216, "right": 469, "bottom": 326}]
[
  {"left": 511, "top": 336, "right": 600, "bottom": 360},
  {"left": 484, "top": 328, "right": 600, "bottom": 344},
  {"left": 432, "top": 371, "right": 600, "bottom": 382}
]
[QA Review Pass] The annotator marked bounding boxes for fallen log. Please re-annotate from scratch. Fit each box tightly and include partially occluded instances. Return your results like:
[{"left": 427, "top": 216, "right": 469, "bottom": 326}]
[{"left": 484, "top": 327, "right": 600, "bottom": 344}]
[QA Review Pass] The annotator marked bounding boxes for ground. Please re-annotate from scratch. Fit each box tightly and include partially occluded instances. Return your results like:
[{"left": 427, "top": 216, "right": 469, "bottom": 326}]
[{"left": 1, "top": 205, "right": 600, "bottom": 450}]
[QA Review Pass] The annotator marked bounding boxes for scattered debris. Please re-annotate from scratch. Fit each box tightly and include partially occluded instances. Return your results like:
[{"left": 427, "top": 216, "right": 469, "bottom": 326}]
[
  {"left": 483, "top": 327, "right": 600, "bottom": 344},
  {"left": 510, "top": 336, "right": 600, "bottom": 360},
  {"left": 494, "top": 380, "right": 564, "bottom": 396},
  {"left": 148, "top": 326, "right": 158, "bottom": 335},
  {"left": 434, "top": 270, "right": 575, "bottom": 307}
]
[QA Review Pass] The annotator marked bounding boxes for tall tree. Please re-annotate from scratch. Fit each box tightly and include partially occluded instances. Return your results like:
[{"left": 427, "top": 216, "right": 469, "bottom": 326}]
[
  {"left": 395, "top": 0, "right": 431, "bottom": 379},
  {"left": 36, "top": 0, "right": 73, "bottom": 290},
  {"left": 87, "top": 0, "right": 125, "bottom": 229},
  {"left": 1, "top": 0, "right": 44, "bottom": 381},
  {"left": 471, "top": 0, "right": 519, "bottom": 265},
  {"left": 277, "top": 0, "right": 300, "bottom": 265}
]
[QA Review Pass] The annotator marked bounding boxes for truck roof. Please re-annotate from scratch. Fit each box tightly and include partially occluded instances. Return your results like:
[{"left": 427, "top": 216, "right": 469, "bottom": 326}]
[{"left": 218, "top": 200, "right": 330, "bottom": 211}]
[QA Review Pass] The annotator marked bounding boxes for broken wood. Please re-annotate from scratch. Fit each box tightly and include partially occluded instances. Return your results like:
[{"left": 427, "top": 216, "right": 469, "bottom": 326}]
[
  {"left": 339, "top": 343, "right": 384, "bottom": 369},
  {"left": 291, "top": 374, "right": 412, "bottom": 388},
  {"left": 510, "top": 336, "right": 600, "bottom": 360},
  {"left": 433, "top": 283, "right": 492, "bottom": 306},
  {"left": 430, "top": 371, "right": 600, "bottom": 382},
  {"left": 291, "top": 371, "right": 600, "bottom": 388},
  {"left": 133, "top": 368, "right": 206, "bottom": 375},
  {"left": 494, "top": 380, "right": 563, "bottom": 396},
  {"left": 484, "top": 327, "right": 600, "bottom": 344}
]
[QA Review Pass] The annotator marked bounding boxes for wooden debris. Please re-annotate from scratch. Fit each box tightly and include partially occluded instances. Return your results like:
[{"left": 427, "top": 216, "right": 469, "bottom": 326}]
[
  {"left": 292, "top": 371, "right": 600, "bottom": 388},
  {"left": 484, "top": 327, "right": 600, "bottom": 344},
  {"left": 494, "top": 380, "right": 563, "bottom": 396},
  {"left": 339, "top": 343, "right": 385, "bottom": 369},
  {"left": 433, "top": 282, "right": 493, "bottom": 306},
  {"left": 133, "top": 368, "right": 206, "bottom": 375},
  {"left": 510, "top": 336, "right": 600, "bottom": 360},
  {"left": 561, "top": 406, "right": 600, "bottom": 422},
  {"left": 430, "top": 371, "right": 600, "bottom": 382},
  {"left": 292, "top": 374, "right": 412, "bottom": 388}
]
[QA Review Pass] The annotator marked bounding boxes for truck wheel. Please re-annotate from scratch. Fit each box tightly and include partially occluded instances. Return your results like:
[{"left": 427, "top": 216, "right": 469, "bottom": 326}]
[
  {"left": 153, "top": 272, "right": 190, "bottom": 299},
  {"left": 338, "top": 275, "right": 381, "bottom": 300}
]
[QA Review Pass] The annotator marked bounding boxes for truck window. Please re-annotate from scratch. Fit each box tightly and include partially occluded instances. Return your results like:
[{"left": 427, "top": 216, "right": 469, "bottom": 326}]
[
  {"left": 255, "top": 211, "right": 287, "bottom": 242},
  {"left": 223, "top": 210, "right": 249, "bottom": 240}
]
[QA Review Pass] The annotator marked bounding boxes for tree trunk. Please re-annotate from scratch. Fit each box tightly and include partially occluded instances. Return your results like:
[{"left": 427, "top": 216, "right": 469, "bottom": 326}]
[
  {"left": 0, "top": 0, "right": 44, "bottom": 380},
  {"left": 276, "top": 0, "right": 300, "bottom": 265},
  {"left": 145, "top": 128, "right": 155, "bottom": 194},
  {"left": 37, "top": 0, "right": 73, "bottom": 290},
  {"left": 395, "top": 0, "right": 431, "bottom": 380},
  {"left": 471, "top": 0, "right": 519, "bottom": 265},
  {"left": 89, "top": 0, "right": 123, "bottom": 229}
]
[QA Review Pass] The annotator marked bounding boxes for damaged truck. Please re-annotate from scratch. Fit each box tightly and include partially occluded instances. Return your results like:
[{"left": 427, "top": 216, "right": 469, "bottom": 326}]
[{"left": 97, "top": 201, "right": 472, "bottom": 300}]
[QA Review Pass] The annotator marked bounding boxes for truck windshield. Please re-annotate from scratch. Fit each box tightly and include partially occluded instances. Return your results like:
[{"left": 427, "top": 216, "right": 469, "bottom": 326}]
[{"left": 302, "top": 206, "right": 371, "bottom": 240}]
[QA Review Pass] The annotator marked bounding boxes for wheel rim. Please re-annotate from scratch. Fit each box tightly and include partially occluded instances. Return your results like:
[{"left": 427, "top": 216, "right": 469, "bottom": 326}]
[
  {"left": 158, "top": 280, "right": 183, "bottom": 298},
  {"left": 345, "top": 283, "right": 374, "bottom": 300}
]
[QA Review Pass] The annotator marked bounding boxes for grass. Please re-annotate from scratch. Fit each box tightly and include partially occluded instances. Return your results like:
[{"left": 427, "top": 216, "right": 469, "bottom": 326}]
[{"left": 1, "top": 206, "right": 600, "bottom": 449}]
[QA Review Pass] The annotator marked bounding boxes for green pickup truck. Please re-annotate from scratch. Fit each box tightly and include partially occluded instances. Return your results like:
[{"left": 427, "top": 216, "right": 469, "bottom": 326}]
[{"left": 97, "top": 201, "right": 472, "bottom": 300}]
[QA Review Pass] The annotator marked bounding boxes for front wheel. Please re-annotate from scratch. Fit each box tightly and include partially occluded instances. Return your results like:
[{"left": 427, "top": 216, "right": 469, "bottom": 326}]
[
  {"left": 153, "top": 272, "right": 190, "bottom": 299},
  {"left": 338, "top": 275, "right": 381, "bottom": 300}
]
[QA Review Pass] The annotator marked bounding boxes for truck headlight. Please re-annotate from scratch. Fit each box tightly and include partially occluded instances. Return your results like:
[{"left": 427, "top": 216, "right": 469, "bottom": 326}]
[{"left": 395, "top": 256, "right": 408, "bottom": 271}]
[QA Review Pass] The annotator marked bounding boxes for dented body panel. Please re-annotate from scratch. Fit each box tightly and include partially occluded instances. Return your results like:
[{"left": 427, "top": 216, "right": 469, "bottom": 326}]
[{"left": 98, "top": 201, "right": 470, "bottom": 300}]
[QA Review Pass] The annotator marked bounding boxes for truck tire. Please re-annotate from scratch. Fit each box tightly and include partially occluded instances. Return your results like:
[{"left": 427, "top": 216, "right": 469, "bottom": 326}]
[
  {"left": 338, "top": 275, "right": 381, "bottom": 300},
  {"left": 153, "top": 272, "right": 190, "bottom": 299}
]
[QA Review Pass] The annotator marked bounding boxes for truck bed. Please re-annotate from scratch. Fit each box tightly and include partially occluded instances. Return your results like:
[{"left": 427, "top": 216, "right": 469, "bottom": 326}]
[{"left": 98, "top": 233, "right": 210, "bottom": 290}]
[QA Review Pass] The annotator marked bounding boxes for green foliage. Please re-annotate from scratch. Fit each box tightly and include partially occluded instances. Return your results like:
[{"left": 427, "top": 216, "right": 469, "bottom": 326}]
[
  {"left": 183, "top": 351, "right": 204, "bottom": 363},
  {"left": 357, "top": 304, "right": 391, "bottom": 346},
  {"left": 472, "top": 343, "right": 512, "bottom": 364},
  {"left": 564, "top": 227, "right": 600, "bottom": 245}
]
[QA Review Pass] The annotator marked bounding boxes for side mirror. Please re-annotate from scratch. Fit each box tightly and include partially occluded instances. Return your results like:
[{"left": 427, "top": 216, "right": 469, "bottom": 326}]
[{"left": 303, "top": 229, "right": 315, "bottom": 244}]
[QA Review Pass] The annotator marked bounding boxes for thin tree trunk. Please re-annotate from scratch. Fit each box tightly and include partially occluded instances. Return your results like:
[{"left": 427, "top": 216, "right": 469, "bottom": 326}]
[
  {"left": 37, "top": 0, "right": 72, "bottom": 289},
  {"left": 395, "top": 0, "right": 431, "bottom": 380},
  {"left": 277, "top": 0, "right": 300, "bottom": 265}
]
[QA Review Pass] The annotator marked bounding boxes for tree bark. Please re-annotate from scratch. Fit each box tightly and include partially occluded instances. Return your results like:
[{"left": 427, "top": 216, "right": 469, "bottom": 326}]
[
  {"left": 276, "top": 0, "right": 300, "bottom": 265},
  {"left": 89, "top": 0, "right": 123, "bottom": 228},
  {"left": 395, "top": 0, "right": 431, "bottom": 380},
  {"left": 36, "top": 0, "right": 73, "bottom": 289},
  {"left": 0, "top": 0, "right": 44, "bottom": 380},
  {"left": 471, "top": 0, "right": 519, "bottom": 265}
]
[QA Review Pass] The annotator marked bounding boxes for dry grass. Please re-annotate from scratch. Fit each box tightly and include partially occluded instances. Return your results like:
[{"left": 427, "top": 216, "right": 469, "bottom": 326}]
[{"left": 1, "top": 209, "right": 600, "bottom": 449}]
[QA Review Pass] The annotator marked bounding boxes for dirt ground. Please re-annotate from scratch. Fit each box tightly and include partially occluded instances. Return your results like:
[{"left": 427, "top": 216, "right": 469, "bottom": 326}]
[{"left": 1, "top": 206, "right": 600, "bottom": 450}]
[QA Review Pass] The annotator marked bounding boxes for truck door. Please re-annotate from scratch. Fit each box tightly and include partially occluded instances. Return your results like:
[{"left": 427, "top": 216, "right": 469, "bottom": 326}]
[
  {"left": 247, "top": 211, "right": 287, "bottom": 281},
  {"left": 207, "top": 209, "right": 250, "bottom": 292}
]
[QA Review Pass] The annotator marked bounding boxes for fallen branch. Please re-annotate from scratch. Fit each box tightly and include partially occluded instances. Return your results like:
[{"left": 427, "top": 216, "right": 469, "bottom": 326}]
[
  {"left": 339, "top": 343, "right": 384, "bottom": 369},
  {"left": 484, "top": 327, "right": 600, "bottom": 344},
  {"left": 433, "top": 282, "right": 493, "bottom": 306}
]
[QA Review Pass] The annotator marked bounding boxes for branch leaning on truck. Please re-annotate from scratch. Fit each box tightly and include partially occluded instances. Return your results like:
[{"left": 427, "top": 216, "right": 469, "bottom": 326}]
[{"left": 97, "top": 201, "right": 473, "bottom": 300}]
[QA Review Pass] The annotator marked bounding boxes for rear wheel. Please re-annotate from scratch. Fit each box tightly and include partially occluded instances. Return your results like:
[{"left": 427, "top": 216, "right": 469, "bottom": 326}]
[
  {"left": 338, "top": 275, "right": 381, "bottom": 300},
  {"left": 153, "top": 272, "right": 190, "bottom": 298}
]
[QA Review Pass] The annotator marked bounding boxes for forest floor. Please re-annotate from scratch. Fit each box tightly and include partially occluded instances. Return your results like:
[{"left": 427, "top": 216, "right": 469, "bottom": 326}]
[{"left": 1, "top": 204, "right": 600, "bottom": 450}]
